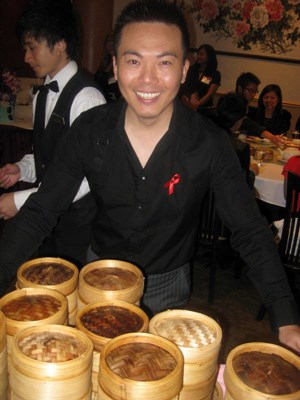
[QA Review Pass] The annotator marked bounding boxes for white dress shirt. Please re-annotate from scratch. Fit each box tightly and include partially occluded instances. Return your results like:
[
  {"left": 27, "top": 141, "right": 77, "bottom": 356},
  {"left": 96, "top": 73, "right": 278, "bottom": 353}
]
[{"left": 14, "top": 61, "right": 106, "bottom": 210}]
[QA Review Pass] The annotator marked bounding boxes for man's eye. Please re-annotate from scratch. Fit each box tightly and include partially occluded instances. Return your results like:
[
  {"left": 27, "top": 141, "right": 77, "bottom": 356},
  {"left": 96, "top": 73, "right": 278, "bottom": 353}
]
[
  {"left": 128, "top": 59, "right": 139, "bottom": 65},
  {"left": 161, "top": 60, "right": 172, "bottom": 65}
]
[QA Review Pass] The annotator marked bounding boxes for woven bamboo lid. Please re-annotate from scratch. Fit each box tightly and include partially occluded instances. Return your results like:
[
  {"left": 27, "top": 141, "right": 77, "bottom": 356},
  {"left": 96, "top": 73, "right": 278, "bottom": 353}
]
[
  {"left": 12, "top": 324, "right": 93, "bottom": 377},
  {"left": 0, "top": 288, "right": 68, "bottom": 336},
  {"left": 149, "top": 309, "right": 222, "bottom": 363},
  {"left": 17, "top": 257, "right": 78, "bottom": 296},
  {"left": 79, "top": 259, "right": 144, "bottom": 305},
  {"left": 100, "top": 332, "right": 184, "bottom": 400},
  {"left": 76, "top": 300, "right": 149, "bottom": 352},
  {"left": 224, "top": 342, "right": 300, "bottom": 400}
]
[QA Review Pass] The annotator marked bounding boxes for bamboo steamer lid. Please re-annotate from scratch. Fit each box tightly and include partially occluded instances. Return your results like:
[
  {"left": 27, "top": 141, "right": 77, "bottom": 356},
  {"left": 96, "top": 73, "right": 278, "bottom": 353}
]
[
  {"left": 17, "top": 257, "right": 79, "bottom": 325},
  {"left": 0, "top": 311, "right": 8, "bottom": 399},
  {"left": 99, "top": 332, "right": 184, "bottom": 400},
  {"left": 10, "top": 324, "right": 93, "bottom": 400},
  {"left": 76, "top": 300, "right": 149, "bottom": 352},
  {"left": 224, "top": 342, "right": 300, "bottom": 400},
  {"left": 17, "top": 257, "right": 78, "bottom": 296},
  {"left": 79, "top": 260, "right": 144, "bottom": 307},
  {"left": 0, "top": 287, "right": 68, "bottom": 337},
  {"left": 149, "top": 309, "right": 222, "bottom": 386}
]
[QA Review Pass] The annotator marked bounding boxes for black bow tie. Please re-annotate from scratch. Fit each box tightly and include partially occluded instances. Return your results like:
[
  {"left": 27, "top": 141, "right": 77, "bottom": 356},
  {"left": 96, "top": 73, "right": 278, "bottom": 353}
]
[{"left": 33, "top": 80, "right": 59, "bottom": 94}]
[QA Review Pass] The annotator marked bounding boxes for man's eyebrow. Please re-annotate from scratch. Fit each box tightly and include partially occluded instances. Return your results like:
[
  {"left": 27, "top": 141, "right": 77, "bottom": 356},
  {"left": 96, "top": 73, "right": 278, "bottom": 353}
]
[{"left": 121, "top": 50, "right": 179, "bottom": 59}]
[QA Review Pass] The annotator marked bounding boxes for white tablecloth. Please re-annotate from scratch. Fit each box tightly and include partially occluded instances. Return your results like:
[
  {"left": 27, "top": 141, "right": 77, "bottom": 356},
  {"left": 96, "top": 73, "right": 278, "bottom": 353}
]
[{"left": 254, "top": 163, "right": 285, "bottom": 208}]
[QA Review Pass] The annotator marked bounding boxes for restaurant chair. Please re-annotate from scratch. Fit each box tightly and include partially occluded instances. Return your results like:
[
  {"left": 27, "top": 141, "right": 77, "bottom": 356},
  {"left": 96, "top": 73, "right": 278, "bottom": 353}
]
[
  {"left": 278, "top": 171, "right": 300, "bottom": 303},
  {"left": 257, "top": 171, "right": 300, "bottom": 320},
  {"left": 197, "top": 188, "right": 243, "bottom": 304}
]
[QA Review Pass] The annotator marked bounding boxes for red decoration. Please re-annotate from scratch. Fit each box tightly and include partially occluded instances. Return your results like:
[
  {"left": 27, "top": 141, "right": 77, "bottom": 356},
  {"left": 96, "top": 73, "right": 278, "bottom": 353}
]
[{"left": 164, "top": 174, "right": 181, "bottom": 195}]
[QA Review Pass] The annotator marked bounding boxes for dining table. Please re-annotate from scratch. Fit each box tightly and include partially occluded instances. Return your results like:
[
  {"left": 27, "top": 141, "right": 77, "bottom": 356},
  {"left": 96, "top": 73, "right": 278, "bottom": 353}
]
[
  {"left": 241, "top": 136, "right": 289, "bottom": 209},
  {"left": 254, "top": 162, "right": 285, "bottom": 208}
]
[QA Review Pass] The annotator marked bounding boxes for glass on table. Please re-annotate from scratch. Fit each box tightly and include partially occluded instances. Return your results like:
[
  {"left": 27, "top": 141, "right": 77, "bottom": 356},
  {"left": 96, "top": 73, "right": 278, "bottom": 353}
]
[
  {"left": 254, "top": 148, "right": 266, "bottom": 166},
  {"left": 292, "top": 130, "right": 300, "bottom": 140}
]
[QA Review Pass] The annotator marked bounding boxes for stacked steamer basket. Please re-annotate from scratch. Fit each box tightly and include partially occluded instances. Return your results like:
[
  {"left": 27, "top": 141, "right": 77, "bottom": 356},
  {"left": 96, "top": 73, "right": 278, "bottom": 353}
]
[
  {"left": 0, "top": 287, "right": 68, "bottom": 382},
  {"left": 224, "top": 342, "right": 300, "bottom": 400},
  {"left": 17, "top": 257, "right": 79, "bottom": 326},
  {"left": 98, "top": 332, "right": 184, "bottom": 400},
  {"left": 9, "top": 324, "right": 93, "bottom": 400},
  {"left": 149, "top": 309, "right": 222, "bottom": 400},
  {"left": 76, "top": 300, "right": 149, "bottom": 400},
  {"left": 78, "top": 260, "right": 144, "bottom": 310},
  {"left": 0, "top": 311, "right": 8, "bottom": 399}
]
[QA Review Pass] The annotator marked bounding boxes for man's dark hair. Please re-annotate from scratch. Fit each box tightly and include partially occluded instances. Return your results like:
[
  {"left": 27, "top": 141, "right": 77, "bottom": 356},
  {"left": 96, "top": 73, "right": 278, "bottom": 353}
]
[
  {"left": 217, "top": 92, "right": 248, "bottom": 128},
  {"left": 16, "top": 0, "right": 78, "bottom": 60},
  {"left": 235, "top": 72, "right": 261, "bottom": 92},
  {"left": 113, "top": 0, "right": 190, "bottom": 59}
]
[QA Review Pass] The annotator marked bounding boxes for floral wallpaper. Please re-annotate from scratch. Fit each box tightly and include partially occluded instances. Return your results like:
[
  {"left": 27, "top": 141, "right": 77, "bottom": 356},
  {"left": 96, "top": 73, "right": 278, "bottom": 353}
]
[{"left": 175, "top": 0, "right": 300, "bottom": 59}]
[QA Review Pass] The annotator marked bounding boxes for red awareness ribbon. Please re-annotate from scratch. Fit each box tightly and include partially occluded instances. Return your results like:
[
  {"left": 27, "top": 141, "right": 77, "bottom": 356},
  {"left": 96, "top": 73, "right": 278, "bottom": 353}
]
[{"left": 164, "top": 174, "right": 181, "bottom": 195}]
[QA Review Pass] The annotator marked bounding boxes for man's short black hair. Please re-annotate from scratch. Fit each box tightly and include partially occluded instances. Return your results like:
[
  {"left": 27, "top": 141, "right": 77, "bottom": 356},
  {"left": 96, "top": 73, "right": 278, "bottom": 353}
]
[
  {"left": 113, "top": 0, "right": 190, "bottom": 59},
  {"left": 217, "top": 92, "right": 248, "bottom": 128},
  {"left": 16, "top": 0, "right": 78, "bottom": 60},
  {"left": 235, "top": 72, "right": 261, "bottom": 92}
]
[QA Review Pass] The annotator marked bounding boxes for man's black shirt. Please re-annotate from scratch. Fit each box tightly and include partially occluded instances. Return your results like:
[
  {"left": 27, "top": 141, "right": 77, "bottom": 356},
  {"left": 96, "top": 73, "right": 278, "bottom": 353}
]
[{"left": 0, "top": 98, "right": 299, "bottom": 330}]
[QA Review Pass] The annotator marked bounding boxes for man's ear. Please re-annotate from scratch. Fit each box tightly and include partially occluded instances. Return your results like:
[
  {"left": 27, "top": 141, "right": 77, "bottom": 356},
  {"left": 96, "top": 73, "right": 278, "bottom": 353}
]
[
  {"left": 55, "top": 40, "right": 67, "bottom": 54},
  {"left": 113, "top": 56, "right": 118, "bottom": 81},
  {"left": 237, "top": 85, "right": 243, "bottom": 94},
  {"left": 181, "top": 59, "right": 190, "bottom": 84}
]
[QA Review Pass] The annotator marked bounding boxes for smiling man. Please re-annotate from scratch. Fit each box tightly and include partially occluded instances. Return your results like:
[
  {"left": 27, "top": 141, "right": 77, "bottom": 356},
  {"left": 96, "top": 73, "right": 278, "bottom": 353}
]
[{"left": 0, "top": 0, "right": 299, "bottom": 353}]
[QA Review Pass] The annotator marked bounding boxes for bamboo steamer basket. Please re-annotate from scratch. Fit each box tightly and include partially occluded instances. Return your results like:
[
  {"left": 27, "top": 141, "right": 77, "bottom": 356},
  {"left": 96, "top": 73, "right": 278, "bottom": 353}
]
[
  {"left": 212, "top": 382, "right": 223, "bottom": 400},
  {"left": 224, "top": 342, "right": 300, "bottom": 400},
  {"left": 0, "top": 287, "right": 68, "bottom": 374},
  {"left": 149, "top": 309, "right": 222, "bottom": 399},
  {"left": 99, "top": 332, "right": 184, "bottom": 400},
  {"left": 17, "top": 257, "right": 79, "bottom": 326},
  {"left": 9, "top": 324, "right": 93, "bottom": 400},
  {"left": 76, "top": 300, "right": 149, "bottom": 399},
  {"left": 178, "top": 372, "right": 218, "bottom": 400},
  {"left": 78, "top": 260, "right": 144, "bottom": 309},
  {"left": 0, "top": 311, "right": 8, "bottom": 399}
]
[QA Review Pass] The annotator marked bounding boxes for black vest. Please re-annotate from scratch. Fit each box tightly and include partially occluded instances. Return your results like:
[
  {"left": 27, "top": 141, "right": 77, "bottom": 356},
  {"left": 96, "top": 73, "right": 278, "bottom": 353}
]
[{"left": 33, "top": 70, "right": 100, "bottom": 183}]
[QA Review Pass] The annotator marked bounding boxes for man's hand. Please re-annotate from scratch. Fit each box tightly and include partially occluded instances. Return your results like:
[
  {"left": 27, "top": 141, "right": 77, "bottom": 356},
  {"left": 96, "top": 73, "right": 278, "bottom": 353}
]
[
  {"left": 0, "top": 164, "right": 21, "bottom": 189},
  {"left": 0, "top": 192, "right": 18, "bottom": 220},
  {"left": 279, "top": 325, "right": 300, "bottom": 354}
]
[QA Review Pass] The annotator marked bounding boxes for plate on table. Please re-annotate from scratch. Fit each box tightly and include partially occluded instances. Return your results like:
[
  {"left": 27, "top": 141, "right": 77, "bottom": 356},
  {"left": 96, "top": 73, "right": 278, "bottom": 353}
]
[
  {"left": 277, "top": 157, "right": 286, "bottom": 164},
  {"left": 285, "top": 140, "right": 300, "bottom": 148},
  {"left": 246, "top": 136, "right": 273, "bottom": 146}
]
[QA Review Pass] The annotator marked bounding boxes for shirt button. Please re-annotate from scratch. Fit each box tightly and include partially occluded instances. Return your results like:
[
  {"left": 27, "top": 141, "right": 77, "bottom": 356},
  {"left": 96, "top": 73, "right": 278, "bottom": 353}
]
[
  {"left": 42, "top": 164, "right": 45, "bottom": 169},
  {"left": 138, "top": 204, "right": 142, "bottom": 210},
  {"left": 141, "top": 175, "right": 146, "bottom": 181}
]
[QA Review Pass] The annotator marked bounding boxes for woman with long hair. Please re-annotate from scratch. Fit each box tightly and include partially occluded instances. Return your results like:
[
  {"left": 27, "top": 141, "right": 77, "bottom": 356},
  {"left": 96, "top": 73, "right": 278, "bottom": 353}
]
[
  {"left": 250, "top": 84, "right": 291, "bottom": 135},
  {"left": 180, "top": 44, "right": 221, "bottom": 109}
]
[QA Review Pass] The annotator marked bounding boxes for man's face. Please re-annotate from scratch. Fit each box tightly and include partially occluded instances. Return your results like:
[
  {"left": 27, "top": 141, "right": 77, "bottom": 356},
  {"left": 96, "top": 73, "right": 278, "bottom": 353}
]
[
  {"left": 113, "top": 22, "right": 189, "bottom": 125},
  {"left": 238, "top": 82, "right": 259, "bottom": 104},
  {"left": 23, "top": 35, "right": 67, "bottom": 79}
]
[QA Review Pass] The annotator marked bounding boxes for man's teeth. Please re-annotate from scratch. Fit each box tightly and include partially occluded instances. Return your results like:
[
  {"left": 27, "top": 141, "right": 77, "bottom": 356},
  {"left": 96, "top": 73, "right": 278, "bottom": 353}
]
[{"left": 137, "top": 92, "right": 160, "bottom": 99}]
